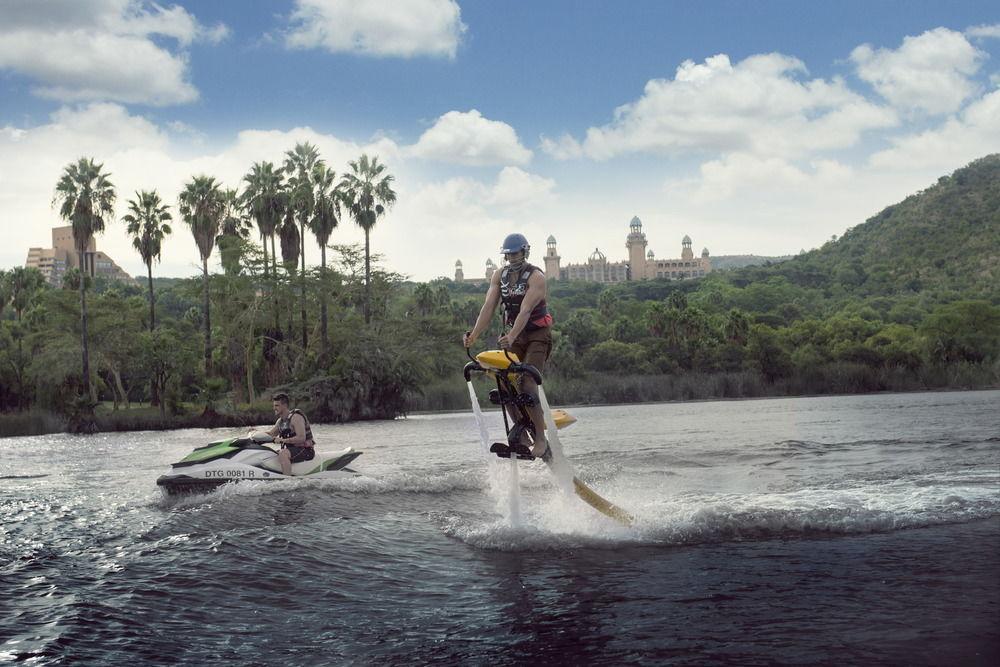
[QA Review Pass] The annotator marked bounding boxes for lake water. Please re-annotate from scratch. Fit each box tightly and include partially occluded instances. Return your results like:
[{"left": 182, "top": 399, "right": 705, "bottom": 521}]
[{"left": 1, "top": 390, "right": 998, "bottom": 665}]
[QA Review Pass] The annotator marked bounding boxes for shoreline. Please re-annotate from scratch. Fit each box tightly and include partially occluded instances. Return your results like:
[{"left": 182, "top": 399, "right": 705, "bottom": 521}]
[
  {"left": 406, "top": 383, "right": 1000, "bottom": 417},
  {"left": 3, "top": 384, "right": 997, "bottom": 438}
]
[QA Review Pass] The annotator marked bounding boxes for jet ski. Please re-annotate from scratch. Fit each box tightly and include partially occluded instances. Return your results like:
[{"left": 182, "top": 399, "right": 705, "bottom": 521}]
[{"left": 156, "top": 432, "right": 362, "bottom": 495}]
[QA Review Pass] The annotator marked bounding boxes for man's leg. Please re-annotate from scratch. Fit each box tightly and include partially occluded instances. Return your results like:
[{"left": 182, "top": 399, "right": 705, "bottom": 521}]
[
  {"left": 519, "top": 374, "right": 548, "bottom": 458},
  {"left": 278, "top": 447, "right": 292, "bottom": 475}
]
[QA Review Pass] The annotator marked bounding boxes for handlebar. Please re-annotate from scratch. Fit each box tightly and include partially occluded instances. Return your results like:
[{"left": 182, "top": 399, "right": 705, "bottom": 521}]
[{"left": 462, "top": 333, "right": 543, "bottom": 386}]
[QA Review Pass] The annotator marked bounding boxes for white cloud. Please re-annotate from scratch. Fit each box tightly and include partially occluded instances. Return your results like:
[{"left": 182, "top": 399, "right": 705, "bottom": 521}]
[
  {"left": 868, "top": 90, "right": 1000, "bottom": 170},
  {"left": 966, "top": 23, "right": 1000, "bottom": 40},
  {"left": 539, "top": 133, "right": 584, "bottom": 160},
  {"left": 488, "top": 167, "right": 556, "bottom": 209},
  {"left": 0, "top": 104, "right": 558, "bottom": 282},
  {"left": 406, "top": 167, "right": 555, "bottom": 218},
  {"left": 0, "top": 0, "right": 227, "bottom": 106},
  {"left": 400, "top": 168, "right": 558, "bottom": 274},
  {"left": 851, "top": 28, "right": 985, "bottom": 114},
  {"left": 0, "top": 104, "right": 408, "bottom": 278},
  {"left": 286, "top": 0, "right": 465, "bottom": 59},
  {"left": 561, "top": 53, "right": 896, "bottom": 161},
  {"left": 667, "top": 154, "right": 854, "bottom": 203},
  {"left": 407, "top": 110, "right": 532, "bottom": 166}
]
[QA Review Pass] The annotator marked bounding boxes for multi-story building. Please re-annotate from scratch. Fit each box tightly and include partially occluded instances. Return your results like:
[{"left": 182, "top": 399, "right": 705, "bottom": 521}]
[
  {"left": 25, "top": 226, "right": 133, "bottom": 285},
  {"left": 454, "top": 217, "right": 710, "bottom": 284},
  {"left": 544, "top": 216, "right": 711, "bottom": 282},
  {"left": 453, "top": 258, "right": 498, "bottom": 284}
]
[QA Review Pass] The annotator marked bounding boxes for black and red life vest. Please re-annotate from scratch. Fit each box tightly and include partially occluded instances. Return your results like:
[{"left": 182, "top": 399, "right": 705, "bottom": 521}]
[{"left": 500, "top": 263, "right": 551, "bottom": 329}]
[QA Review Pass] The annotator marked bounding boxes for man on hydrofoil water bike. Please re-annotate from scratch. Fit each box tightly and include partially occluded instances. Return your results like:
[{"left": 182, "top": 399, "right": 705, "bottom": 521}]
[
  {"left": 258, "top": 392, "right": 315, "bottom": 475},
  {"left": 463, "top": 233, "right": 553, "bottom": 460}
]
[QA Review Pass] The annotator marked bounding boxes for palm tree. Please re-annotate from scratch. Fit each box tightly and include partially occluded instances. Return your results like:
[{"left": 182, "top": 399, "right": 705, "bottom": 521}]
[
  {"left": 0, "top": 269, "right": 10, "bottom": 319},
  {"left": 278, "top": 202, "right": 299, "bottom": 341},
  {"left": 53, "top": 157, "right": 116, "bottom": 401},
  {"left": 283, "top": 142, "right": 323, "bottom": 349},
  {"left": 122, "top": 190, "right": 172, "bottom": 330},
  {"left": 7, "top": 266, "right": 45, "bottom": 321},
  {"left": 178, "top": 175, "right": 225, "bottom": 375},
  {"left": 217, "top": 188, "right": 254, "bottom": 275},
  {"left": 241, "top": 161, "right": 285, "bottom": 278},
  {"left": 310, "top": 163, "right": 341, "bottom": 348},
  {"left": 339, "top": 154, "right": 397, "bottom": 324}
]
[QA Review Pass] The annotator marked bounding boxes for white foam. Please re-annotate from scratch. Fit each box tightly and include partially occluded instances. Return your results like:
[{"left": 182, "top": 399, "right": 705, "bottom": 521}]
[{"left": 442, "top": 468, "right": 1000, "bottom": 551}]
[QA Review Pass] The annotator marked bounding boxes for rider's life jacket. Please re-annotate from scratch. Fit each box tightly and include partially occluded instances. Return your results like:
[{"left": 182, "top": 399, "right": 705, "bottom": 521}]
[
  {"left": 277, "top": 408, "right": 315, "bottom": 447},
  {"left": 499, "top": 263, "right": 551, "bottom": 331}
]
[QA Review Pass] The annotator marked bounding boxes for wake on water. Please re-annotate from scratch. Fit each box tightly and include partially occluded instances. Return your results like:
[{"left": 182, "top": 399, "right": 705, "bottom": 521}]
[
  {"left": 151, "top": 389, "right": 999, "bottom": 553},
  {"left": 152, "top": 451, "right": 998, "bottom": 552}
]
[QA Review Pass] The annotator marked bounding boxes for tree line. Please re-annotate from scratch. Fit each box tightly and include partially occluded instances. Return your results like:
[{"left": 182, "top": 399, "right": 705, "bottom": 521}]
[
  {"left": 1, "top": 144, "right": 401, "bottom": 430},
  {"left": 1, "top": 153, "right": 997, "bottom": 434}
]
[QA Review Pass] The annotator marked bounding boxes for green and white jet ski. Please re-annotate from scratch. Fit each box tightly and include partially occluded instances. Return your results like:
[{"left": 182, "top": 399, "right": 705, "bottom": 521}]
[{"left": 156, "top": 432, "right": 362, "bottom": 495}]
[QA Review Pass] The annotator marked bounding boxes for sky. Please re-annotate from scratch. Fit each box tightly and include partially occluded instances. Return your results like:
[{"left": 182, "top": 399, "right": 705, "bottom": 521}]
[{"left": 1, "top": 0, "right": 998, "bottom": 282}]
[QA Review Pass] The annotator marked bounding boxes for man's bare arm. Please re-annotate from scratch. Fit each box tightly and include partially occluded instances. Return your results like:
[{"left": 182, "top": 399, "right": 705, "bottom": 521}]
[{"left": 465, "top": 270, "right": 502, "bottom": 346}]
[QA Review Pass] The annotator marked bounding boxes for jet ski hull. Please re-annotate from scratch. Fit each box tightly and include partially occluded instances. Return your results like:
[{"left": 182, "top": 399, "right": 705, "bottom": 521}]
[{"left": 156, "top": 438, "right": 362, "bottom": 496}]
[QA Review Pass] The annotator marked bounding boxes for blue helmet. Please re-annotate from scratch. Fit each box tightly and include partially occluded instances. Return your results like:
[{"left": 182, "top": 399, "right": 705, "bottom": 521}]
[{"left": 501, "top": 233, "right": 530, "bottom": 255}]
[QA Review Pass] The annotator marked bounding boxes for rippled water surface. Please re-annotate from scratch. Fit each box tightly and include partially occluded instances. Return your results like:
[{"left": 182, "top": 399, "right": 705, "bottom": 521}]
[{"left": 2, "top": 390, "right": 999, "bottom": 665}]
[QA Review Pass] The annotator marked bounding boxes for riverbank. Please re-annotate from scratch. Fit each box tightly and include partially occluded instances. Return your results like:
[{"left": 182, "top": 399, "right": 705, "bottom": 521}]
[
  {"left": 414, "top": 361, "right": 1000, "bottom": 412},
  {"left": 3, "top": 362, "right": 997, "bottom": 438},
  {"left": 0, "top": 405, "right": 275, "bottom": 438}
]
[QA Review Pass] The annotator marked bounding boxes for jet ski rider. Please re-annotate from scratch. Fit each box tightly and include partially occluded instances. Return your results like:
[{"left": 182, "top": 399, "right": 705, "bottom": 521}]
[
  {"left": 463, "top": 233, "right": 554, "bottom": 460},
  {"left": 259, "top": 392, "right": 315, "bottom": 476}
]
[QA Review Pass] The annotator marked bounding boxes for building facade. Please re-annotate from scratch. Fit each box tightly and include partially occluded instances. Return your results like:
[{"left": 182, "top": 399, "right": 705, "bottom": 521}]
[
  {"left": 454, "top": 258, "right": 498, "bottom": 284},
  {"left": 26, "top": 226, "right": 133, "bottom": 285},
  {"left": 454, "top": 217, "right": 709, "bottom": 284},
  {"left": 544, "top": 216, "right": 711, "bottom": 282}
]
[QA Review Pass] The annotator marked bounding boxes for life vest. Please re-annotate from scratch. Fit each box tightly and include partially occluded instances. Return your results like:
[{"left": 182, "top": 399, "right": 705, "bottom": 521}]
[
  {"left": 500, "top": 263, "right": 550, "bottom": 330},
  {"left": 277, "top": 408, "right": 315, "bottom": 447}
]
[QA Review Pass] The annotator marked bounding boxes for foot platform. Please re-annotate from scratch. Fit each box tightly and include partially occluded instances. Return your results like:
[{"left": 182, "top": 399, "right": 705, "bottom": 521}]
[{"left": 489, "top": 442, "right": 535, "bottom": 460}]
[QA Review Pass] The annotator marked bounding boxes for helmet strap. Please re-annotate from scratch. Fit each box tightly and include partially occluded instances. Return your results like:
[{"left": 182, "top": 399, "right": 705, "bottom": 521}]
[{"left": 505, "top": 252, "right": 525, "bottom": 272}]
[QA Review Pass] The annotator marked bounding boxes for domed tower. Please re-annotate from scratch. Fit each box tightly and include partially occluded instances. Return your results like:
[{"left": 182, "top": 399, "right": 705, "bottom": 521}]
[
  {"left": 588, "top": 247, "right": 607, "bottom": 265},
  {"left": 485, "top": 258, "right": 497, "bottom": 281},
  {"left": 647, "top": 249, "right": 655, "bottom": 260},
  {"left": 681, "top": 234, "right": 693, "bottom": 261},
  {"left": 454, "top": 259, "right": 464, "bottom": 282},
  {"left": 626, "top": 215, "right": 648, "bottom": 281},
  {"left": 701, "top": 247, "right": 709, "bottom": 258},
  {"left": 543, "top": 234, "right": 560, "bottom": 280}
]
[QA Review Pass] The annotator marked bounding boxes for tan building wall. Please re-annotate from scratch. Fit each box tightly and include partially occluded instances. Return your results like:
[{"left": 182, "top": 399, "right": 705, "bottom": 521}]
[
  {"left": 543, "top": 217, "right": 712, "bottom": 282},
  {"left": 26, "top": 225, "right": 133, "bottom": 285},
  {"left": 454, "top": 258, "right": 498, "bottom": 284}
]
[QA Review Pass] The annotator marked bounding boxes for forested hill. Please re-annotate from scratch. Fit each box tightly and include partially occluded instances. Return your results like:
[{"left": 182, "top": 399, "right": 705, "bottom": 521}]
[
  {"left": 710, "top": 254, "right": 795, "bottom": 270},
  {"left": 733, "top": 154, "right": 1000, "bottom": 299}
]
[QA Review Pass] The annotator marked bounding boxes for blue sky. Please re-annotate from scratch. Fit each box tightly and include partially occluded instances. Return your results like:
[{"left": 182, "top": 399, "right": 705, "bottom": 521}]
[{"left": 1, "top": 0, "right": 998, "bottom": 281}]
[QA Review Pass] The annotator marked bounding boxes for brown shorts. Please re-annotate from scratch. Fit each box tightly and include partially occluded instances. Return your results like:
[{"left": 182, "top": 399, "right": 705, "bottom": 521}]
[{"left": 510, "top": 326, "right": 552, "bottom": 374}]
